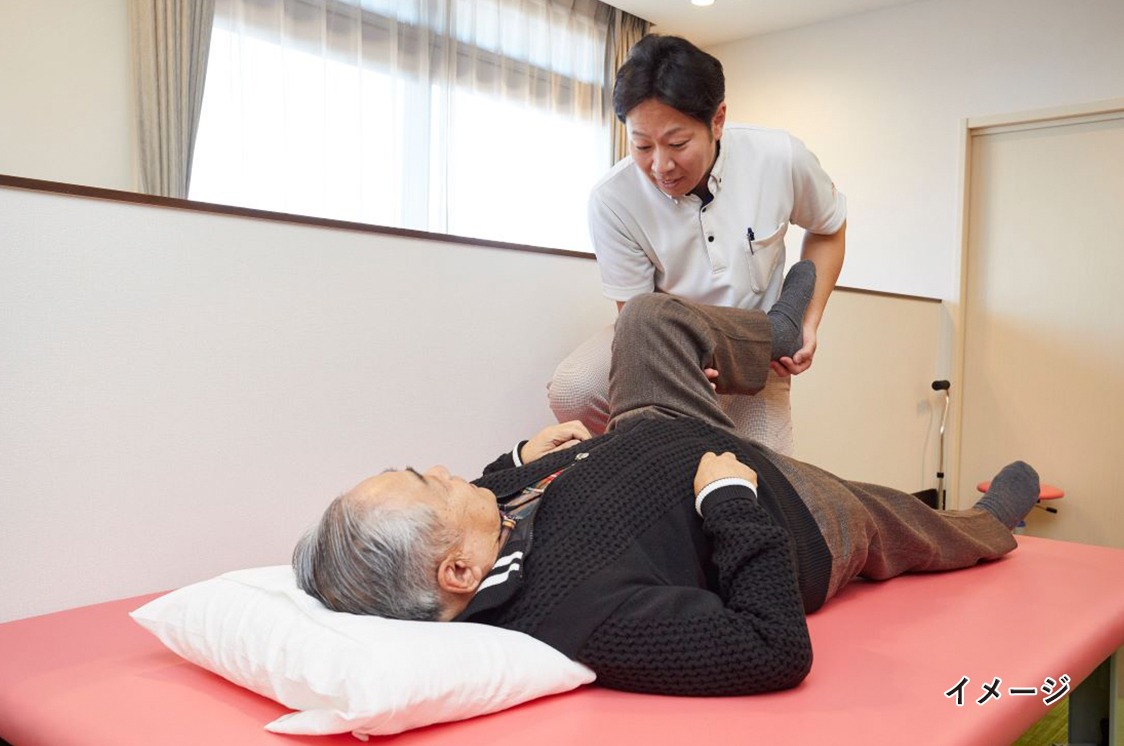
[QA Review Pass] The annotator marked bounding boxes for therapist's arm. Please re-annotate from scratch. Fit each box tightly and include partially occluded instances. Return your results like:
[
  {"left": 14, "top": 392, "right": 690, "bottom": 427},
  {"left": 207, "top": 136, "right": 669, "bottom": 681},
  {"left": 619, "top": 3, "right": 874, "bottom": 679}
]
[{"left": 773, "top": 220, "right": 846, "bottom": 377}]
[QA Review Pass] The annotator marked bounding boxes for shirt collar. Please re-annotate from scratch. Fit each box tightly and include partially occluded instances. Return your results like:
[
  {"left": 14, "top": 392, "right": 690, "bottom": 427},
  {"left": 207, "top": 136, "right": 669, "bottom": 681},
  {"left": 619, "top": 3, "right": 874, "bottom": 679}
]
[{"left": 708, "top": 137, "right": 726, "bottom": 191}]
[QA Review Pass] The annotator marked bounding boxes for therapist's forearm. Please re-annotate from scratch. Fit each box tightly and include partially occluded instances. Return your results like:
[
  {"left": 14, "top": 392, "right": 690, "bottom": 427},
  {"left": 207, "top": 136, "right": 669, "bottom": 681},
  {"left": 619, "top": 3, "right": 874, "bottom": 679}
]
[{"left": 799, "top": 221, "right": 846, "bottom": 330}]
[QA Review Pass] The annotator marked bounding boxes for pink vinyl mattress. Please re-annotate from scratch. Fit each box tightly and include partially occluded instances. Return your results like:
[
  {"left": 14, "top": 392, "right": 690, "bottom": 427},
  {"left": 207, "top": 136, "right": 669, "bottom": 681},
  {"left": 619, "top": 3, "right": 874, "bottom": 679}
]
[{"left": 2, "top": 536, "right": 1124, "bottom": 746}]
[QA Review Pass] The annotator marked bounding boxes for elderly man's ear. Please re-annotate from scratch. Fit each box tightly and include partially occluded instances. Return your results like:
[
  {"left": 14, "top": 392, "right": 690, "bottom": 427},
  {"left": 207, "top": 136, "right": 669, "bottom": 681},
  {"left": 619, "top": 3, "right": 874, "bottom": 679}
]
[{"left": 437, "top": 556, "right": 486, "bottom": 597}]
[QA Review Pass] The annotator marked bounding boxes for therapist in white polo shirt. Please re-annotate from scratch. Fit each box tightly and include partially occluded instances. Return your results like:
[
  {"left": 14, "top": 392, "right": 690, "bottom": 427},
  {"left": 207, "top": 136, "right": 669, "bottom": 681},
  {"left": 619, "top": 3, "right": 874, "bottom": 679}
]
[{"left": 548, "top": 35, "right": 847, "bottom": 455}]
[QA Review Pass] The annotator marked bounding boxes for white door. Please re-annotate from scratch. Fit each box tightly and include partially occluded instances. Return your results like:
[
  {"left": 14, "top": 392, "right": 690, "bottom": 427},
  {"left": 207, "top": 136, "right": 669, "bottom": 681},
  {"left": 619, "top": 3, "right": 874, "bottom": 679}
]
[{"left": 959, "top": 109, "right": 1124, "bottom": 548}]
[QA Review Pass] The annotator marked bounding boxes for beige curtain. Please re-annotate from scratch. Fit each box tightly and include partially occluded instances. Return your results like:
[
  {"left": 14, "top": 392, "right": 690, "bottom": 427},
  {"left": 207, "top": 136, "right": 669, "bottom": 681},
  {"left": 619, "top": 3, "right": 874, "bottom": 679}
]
[
  {"left": 606, "top": 9, "right": 650, "bottom": 164},
  {"left": 129, "top": 0, "right": 216, "bottom": 198}
]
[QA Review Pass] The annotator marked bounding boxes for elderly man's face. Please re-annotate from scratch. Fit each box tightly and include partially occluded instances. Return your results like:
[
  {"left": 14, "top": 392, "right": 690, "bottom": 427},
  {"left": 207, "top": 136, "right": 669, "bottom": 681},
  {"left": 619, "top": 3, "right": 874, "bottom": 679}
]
[{"left": 349, "top": 466, "right": 505, "bottom": 572}]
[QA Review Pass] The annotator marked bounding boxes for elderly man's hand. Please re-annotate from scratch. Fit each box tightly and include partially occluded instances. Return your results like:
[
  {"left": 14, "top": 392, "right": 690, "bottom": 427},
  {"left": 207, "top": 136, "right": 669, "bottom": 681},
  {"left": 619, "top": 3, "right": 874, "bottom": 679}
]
[
  {"left": 693, "top": 452, "right": 758, "bottom": 495},
  {"left": 521, "top": 421, "right": 593, "bottom": 464}
]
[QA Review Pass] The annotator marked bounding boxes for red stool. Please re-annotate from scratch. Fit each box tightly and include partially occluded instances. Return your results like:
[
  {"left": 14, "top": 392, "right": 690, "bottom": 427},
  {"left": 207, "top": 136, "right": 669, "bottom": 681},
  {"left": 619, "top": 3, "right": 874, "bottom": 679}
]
[{"left": 975, "top": 482, "right": 1065, "bottom": 501}]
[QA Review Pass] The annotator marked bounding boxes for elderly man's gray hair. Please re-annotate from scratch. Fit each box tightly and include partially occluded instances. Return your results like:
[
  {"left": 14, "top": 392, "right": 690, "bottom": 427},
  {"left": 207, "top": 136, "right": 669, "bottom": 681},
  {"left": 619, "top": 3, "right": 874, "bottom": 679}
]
[{"left": 293, "top": 493, "right": 453, "bottom": 621}]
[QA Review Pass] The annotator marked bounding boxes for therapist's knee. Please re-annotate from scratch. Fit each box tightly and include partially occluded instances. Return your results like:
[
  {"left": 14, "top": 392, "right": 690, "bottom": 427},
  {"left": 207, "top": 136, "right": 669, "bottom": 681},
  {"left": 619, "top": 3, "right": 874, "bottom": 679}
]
[
  {"left": 547, "top": 362, "right": 609, "bottom": 433},
  {"left": 547, "top": 334, "right": 612, "bottom": 433}
]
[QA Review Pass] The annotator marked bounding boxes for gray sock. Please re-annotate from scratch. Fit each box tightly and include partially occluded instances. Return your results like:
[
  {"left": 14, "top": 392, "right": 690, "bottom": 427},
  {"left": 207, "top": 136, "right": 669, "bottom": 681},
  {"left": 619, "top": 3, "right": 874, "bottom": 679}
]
[
  {"left": 768, "top": 260, "right": 816, "bottom": 360},
  {"left": 976, "top": 461, "right": 1040, "bottom": 529}
]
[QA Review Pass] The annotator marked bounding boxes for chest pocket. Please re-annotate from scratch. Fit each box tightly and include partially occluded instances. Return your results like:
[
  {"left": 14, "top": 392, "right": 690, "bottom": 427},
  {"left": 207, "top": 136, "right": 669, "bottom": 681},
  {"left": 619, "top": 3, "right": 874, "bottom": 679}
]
[{"left": 746, "top": 223, "right": 787, "bottom": 293}]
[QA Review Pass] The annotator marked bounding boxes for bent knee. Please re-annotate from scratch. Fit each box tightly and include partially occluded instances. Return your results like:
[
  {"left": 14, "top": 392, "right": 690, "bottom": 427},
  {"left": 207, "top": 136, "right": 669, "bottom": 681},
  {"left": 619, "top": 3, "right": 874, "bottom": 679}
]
[{"left": 617, "top": 293, "right": 679, "bottom": 338}]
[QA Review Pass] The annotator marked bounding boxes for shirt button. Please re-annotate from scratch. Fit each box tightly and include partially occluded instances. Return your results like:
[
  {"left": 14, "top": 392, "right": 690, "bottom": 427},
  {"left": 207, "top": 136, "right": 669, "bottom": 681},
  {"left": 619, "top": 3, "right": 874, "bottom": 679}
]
[
  {"left": 707, "top": 236, "right": 715, "bottom": 242},
  {"left": 575, "top": 452, "right": 589, "bottom": 460}
]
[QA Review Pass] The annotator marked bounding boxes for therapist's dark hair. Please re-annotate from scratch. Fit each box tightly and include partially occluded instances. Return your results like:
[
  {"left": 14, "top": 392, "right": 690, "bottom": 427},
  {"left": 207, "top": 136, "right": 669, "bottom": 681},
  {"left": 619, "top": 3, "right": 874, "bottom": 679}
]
[{"left": 612, "top": 35, "right": 725, "bottom": 125}]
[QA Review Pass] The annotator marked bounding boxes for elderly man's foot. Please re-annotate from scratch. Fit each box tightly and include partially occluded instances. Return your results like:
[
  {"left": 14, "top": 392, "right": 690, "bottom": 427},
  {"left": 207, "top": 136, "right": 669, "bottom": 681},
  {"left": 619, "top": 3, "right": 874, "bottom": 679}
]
[
  {"left": 768, "top": 260, "right": 816, "bottom": 360},
  {"left": 976, "top": 461, "right": 1040, "bottom": 529}
]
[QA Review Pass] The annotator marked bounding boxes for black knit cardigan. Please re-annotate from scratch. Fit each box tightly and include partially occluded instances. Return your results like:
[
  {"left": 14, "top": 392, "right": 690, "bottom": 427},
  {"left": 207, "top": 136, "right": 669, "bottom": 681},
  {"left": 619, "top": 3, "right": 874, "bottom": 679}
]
[{"left": 456, "top": 416, "right": 831, "bottom": 696}]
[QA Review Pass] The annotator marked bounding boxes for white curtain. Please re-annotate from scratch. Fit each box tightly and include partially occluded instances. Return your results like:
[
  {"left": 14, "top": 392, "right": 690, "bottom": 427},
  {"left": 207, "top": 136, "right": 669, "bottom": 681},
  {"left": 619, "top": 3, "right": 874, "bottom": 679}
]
[{"left": 190, "top": 0, "right": 614, "bottom": 252}]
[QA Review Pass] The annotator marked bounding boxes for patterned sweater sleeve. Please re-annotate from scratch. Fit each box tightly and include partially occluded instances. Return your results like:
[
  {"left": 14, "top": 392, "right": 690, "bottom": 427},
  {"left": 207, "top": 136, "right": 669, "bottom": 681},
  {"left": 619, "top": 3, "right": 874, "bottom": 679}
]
[
  {"left": 479, "top": 440, "right": 529, "bottom": 475},
  {"left": 576, "top": 485, "right": 812, "bottom": 696}
]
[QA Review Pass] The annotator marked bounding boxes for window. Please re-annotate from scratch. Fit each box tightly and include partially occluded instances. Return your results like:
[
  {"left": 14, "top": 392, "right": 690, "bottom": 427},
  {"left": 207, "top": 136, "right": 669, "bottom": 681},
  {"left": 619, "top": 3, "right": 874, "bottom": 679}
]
[{"left": 190, "top": 0, "right": 614, "bottom": 252}]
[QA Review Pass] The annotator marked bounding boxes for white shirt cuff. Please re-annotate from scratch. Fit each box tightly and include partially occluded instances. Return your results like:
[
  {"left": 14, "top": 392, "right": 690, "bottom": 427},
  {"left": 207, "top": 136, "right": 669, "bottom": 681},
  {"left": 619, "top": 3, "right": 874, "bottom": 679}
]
[
  {"left": 695, "top": 478, "right": 758, "bottom": 517},
  {"left": 511, "top": 443, "right": 524, "bottom": 467}
]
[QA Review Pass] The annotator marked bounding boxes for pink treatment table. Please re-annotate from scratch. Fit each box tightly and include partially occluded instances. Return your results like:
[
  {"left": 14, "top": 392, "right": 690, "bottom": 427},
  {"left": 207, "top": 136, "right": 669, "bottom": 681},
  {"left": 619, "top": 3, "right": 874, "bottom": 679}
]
[{"left": 2, "top": 536, "right": 1123, "bottom": 746}]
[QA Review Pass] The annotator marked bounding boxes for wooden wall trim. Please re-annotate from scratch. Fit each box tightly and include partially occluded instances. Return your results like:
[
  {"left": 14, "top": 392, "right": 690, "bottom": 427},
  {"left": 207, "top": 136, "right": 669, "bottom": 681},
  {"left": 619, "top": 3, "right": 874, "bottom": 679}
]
[
  {"left": 0, "top": 173, "right": 592, "bottom": 261},
  {"left": 0, "top": 172, "right": 942, "bottom": 303}
]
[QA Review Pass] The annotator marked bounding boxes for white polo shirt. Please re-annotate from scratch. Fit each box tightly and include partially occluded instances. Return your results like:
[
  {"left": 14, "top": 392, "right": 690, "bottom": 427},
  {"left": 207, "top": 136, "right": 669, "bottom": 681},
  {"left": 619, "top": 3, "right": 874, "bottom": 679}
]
[{"left": 588, "top": 124, "right": 846, "bottom": 311}]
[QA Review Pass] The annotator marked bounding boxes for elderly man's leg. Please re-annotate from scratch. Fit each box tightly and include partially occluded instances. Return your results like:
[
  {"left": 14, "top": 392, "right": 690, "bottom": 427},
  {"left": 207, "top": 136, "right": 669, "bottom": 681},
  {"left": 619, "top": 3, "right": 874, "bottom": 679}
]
[
  {"left": 606, "top": 260, "right": 815, "bottom": 431},
  {"left": 549, "top": 323, "right": 796, "bottom": 450},
  {"left": 841, "top": 481, "right": 1024, "bottom": 586},
  {"left": 763, "top": 452, "right": 1032, "bottom": 602},
  {"left": 607, "top": 294, "right": 774, "bottom": 430}
]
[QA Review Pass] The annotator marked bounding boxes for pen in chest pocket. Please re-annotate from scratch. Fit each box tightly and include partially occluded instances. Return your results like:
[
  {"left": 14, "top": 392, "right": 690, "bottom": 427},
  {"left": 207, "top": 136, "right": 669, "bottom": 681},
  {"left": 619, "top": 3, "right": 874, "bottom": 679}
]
[{"left": 747, "top": 227, "right": 756, "bottom": 254}]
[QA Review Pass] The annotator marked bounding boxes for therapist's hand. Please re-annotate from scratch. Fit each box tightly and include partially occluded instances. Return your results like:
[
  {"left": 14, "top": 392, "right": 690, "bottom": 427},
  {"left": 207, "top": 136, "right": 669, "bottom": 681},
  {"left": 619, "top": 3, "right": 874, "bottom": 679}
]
[
  {"left": 521, "top": 421, "right": 592, "bottom": 464},
  {"left": 704, "top": 367, "right": 719, "bottom": 391},
  {"left": 770, "top": 324, "right": 817, "bottom": 377}
]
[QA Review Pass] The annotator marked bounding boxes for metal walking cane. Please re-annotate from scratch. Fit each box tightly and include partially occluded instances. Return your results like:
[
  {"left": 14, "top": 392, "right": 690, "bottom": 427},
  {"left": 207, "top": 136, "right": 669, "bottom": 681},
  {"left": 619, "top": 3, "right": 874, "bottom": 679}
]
[
  {"left": 914, "top": 380, "right": 951, "bottom": 510},
  {"left": 932, "top": 380, "right": 951, "bottom": 511}
]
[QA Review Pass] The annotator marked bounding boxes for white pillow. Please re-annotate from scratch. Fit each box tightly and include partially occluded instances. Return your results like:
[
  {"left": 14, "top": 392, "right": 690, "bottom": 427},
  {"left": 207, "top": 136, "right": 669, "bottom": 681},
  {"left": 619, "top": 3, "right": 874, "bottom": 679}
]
[{"left": 130, "top": 566, "right": 595, "bottom": 739}]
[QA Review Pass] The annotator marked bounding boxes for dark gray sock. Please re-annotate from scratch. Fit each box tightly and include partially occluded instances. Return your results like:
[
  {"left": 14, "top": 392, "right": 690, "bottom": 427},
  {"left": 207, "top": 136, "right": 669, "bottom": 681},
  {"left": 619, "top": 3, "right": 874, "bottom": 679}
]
[
  {"left": 768, "top": 260, "right": 816, "bottom": 360},
  {"left": 976, "top": 461, "right": 1040, "bottom": 529}
]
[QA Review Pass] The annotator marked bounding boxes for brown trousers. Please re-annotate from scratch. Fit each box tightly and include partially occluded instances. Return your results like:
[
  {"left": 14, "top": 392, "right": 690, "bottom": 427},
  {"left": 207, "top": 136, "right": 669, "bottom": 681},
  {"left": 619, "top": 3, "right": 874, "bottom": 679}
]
[{"left": 607, "top": 293, "right": 1016, "bottom": 603}]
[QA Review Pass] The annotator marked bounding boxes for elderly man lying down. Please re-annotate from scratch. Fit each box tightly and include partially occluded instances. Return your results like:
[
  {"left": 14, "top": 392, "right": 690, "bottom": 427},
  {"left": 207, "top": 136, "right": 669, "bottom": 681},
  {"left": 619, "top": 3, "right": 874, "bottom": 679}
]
[{"left": 294, "top": 261, "right": 1038, "bottom": 696}]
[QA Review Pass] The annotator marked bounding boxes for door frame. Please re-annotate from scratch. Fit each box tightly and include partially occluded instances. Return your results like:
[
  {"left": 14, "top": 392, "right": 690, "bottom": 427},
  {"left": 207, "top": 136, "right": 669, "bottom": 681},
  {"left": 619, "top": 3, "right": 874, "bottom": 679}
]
[{"left": 947, "top": 97, "right": 1124, "bottom": 508}]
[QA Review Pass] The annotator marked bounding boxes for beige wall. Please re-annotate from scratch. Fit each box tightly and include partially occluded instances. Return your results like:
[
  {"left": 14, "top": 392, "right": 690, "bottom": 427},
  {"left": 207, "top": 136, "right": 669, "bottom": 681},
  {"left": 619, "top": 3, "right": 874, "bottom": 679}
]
[
  {"left": 709, "top": 0, "right": 1124, "bottom": 300},
  {"left": 791, "top": 291, "right": 945, "bottom": 493},
  {"left": 0, "top": 185, "right": 945, "bottom": 622},
  {"left": 0, "top": 0, "right": 133, "bottom": 190}
]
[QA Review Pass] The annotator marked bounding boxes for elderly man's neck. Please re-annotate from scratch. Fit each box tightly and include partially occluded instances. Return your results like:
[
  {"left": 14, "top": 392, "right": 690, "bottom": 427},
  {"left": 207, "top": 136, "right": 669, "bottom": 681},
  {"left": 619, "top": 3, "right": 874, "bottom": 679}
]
[{"left": 439, "top": 593, "right": 472, "bottom": 621}]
